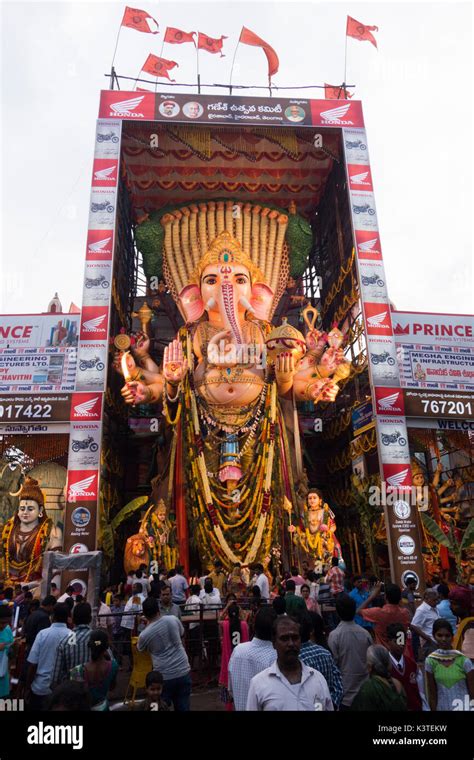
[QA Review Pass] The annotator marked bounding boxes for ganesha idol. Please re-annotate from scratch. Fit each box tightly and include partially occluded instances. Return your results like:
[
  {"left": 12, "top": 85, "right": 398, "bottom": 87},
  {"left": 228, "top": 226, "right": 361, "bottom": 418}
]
[{"left": 116, "top": 200, "right": 351, "bottom": 569}]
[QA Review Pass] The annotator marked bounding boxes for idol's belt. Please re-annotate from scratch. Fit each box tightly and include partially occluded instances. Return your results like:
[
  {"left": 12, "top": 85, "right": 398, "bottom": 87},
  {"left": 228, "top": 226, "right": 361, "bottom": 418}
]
[{"left": 195, "top": 376, "right": 265, "bottom": 387}]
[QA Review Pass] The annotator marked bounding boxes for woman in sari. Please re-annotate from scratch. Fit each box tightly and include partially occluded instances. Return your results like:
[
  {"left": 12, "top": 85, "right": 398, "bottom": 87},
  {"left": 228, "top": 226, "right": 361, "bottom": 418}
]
[
  {"left": 425, "top": 619, "right": 474, "bottom": 711},
  {"left": 351, "top": 645, "right": 407, "bottom": 711},
  {"left": 70, "top": 629, "right": 118, "bottom": 711},
  {"left": 219, "top": 601, "right": 249, "bottom": 711}
]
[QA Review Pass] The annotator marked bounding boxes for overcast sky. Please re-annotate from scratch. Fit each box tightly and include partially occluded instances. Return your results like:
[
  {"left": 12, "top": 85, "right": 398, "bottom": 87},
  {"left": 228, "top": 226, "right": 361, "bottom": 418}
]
[{"left": 1, "top": 0, "right": 472, "bottom": 316}]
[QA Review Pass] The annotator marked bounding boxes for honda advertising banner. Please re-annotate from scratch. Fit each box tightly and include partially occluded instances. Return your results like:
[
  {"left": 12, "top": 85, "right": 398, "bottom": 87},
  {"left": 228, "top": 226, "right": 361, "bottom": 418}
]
[
  {"left": 343, "top": 128, "right": 425, "bottom": 588},
  {"left": 99, "top": 90, "right": 365, "bottom": 129},
  {"left": 66, "top": 119, "right": 122, "bottom": 562}
]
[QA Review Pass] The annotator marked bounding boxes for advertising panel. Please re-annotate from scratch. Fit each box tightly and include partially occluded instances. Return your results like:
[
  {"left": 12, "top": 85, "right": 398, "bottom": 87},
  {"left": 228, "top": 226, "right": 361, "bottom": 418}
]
[
  {"left": 98, "top": 90, "right": 365, "bottom": 129},
  {"left": 352, "top": 400, "right": 374, "bottom": 436},
  {"left": 343, "top": 128, "right": 425, "bottom": 587},
  {"left": 393, "top": 310, "right": 474, "bottom": 391},
  {"left": 0, "top": 315, "right": 79, "bottom": 393},
  {"left": 403, "top": 388, "right": 474, "bottom": 420}
]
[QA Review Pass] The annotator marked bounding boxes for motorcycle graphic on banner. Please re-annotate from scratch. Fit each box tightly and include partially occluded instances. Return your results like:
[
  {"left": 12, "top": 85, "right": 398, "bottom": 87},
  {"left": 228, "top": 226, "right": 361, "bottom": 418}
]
[
  {"left": 68, "top": 423, "right": 101, "bottom": 470},
  {"left": 377, "top": 417, "right": 411, "bottom": 465},
  {"left": 82, "top": 262, "right": 113, "bottom": 306},
  {"left": 94, "top": 120, "right": 122, "bottom": 159},
  {"left": 343, "top": 129, "right": 369, "bottom": 164},
  {"left": 350, "top": 192, "right": 379, "bottom": 230},
  {"left": 358, "top": 261, "right": 388, "bottom": 302}
]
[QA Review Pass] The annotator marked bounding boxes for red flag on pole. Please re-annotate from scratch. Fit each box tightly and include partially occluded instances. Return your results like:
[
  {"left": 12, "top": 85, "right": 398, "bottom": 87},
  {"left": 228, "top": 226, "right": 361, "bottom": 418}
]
[
  {"left": 197, "top": 32, "right": 227, "bottom": 56},
  {"left": 239, "top": 27, "right": 279, "bottom": 81},
  {"left": 121, "top": 6, "right": 159, "bottom": 34},
  {"left": 346, "top": 16, "right": 378, "bottom": 48},
  {"left": 164, "top": 27, "right": 196, "bottom": 45},
  {"left": 142, "top": 54, "right": 179, "bottom": 81},
  {"left": 324, "top": 84, "right": 353, "bottom": 99}
]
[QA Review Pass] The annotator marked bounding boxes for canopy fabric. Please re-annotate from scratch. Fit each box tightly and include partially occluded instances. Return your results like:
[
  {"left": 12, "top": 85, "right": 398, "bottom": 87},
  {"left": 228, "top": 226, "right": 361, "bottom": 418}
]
[{"left": 121, "top": 124, "right": 340, "bottom": 219}]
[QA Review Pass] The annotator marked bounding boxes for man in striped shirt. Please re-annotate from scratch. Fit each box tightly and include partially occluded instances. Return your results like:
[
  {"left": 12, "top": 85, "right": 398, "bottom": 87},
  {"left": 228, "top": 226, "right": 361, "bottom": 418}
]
[
  {"left": 51, "top": 602, "right": 92, "bottom": 687},
  {"left": 228, "top": 607, "right": 276, "bottom": 711}
]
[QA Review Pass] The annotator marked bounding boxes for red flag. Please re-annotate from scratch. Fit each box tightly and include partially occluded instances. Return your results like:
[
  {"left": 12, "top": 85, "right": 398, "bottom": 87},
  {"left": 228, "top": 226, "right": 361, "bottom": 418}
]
[
  {"left": 121, "top": 6, "right": 159, "bottom": 34},
  {"left": 346, "top": 16, "right": 378, "bottom": 49},
  {"left": 164, "top": 27, "right": 196, "bottom": 45},
  {"left": 142, "top": 54, "right": 178, "bottom": 81},
  {"left": 239, "top": 27, "right": 279, "bottom": 80},
  {"left": 197, "top": 32, "right": 227, "bottom": 57},
  {"left": 324, "top": 84, "right": 353, "bottom": 99}
]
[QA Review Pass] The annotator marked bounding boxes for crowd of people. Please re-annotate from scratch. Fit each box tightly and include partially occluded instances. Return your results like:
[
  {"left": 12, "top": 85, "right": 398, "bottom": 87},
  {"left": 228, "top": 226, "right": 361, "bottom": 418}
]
[{"left": 0, "top": 559, "right": 473, "bottom": 713}]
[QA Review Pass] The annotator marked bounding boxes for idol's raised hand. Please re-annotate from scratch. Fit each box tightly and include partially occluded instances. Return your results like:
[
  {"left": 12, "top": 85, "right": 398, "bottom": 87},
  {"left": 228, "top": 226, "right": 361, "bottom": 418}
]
[{"left": 163, "top": 339, "right": 187, "bottom": 385}]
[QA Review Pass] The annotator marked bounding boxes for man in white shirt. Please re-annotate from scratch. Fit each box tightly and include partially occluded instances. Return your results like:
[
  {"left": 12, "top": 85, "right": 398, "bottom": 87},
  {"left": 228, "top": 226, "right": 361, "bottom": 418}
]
[
  {"left": 228, "top": 607, "right": 277, "bottom": 711},
  {"left": 410, "top": 589, "right": 439, "bottom": 656},
  {"left": 199, "top": 578, "right": 221, "bottom": 607},
  {"left": 26, "top": 603, "right": 70, "bottom": 710},
  {"left": 246, "top": 616, "right": 333, "bottom": 711},
  {"left": 169, "top": 565, "right": 189, "bottom": 605},
  {"left": 253, "top": 563, "right": 270, "bottom": 601}
]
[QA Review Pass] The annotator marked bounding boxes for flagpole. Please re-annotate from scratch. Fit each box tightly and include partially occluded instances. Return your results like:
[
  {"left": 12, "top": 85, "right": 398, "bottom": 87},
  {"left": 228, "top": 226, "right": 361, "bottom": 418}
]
[
  {"left": 133, "top": 68, "right": 143, "bottom": 91},
  {"left": 196, "top": 34, "right": 201, "bottom": 94},
  {"left": 229, "top": 36, "right": 241, "bottom": 96},
  {"left": 343, "top": 19, "right": 348, "bottom": 90},
  {"left": 156, "top": 38, "right": 166, "bottom": 93},
  {"left": 110, "top": 23, "right": 123, "bottom": 89}
]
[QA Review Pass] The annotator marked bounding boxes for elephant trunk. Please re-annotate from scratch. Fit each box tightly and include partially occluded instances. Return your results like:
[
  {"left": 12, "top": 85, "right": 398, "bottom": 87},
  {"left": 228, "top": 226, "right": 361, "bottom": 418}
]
[{"left": 220, "top": 282, "right": 243, "bottom": 345}]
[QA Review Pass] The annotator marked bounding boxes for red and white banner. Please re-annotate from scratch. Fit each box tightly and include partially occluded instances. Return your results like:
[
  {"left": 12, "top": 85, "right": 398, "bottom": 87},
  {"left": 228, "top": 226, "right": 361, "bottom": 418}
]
[
  {"left": 392, "top": 311, "right": 474, "bottom": 348},
  {"left": 363, "top": 303, "right": 393, "bottom": 336},
  {"left": 70, "top": 392, "right": 103, "bottom": 421},
  {"left": 80, "top": 306, "right": 109, "bottom": 340},
  {"left": 99, "top": 91, "right": 156, "bottom": 120},
  {"left": 382, "top": 463, "right": 413, "bottom": 491},
  {"left": 374, "top": 387, "right": 406, "bottom": 416},
  {"left": 310, "top": 100, "right": 364, "bottom": 128},
  {"left": 348, "top": 164, "right": 374, "bottom": 191},
  {"left": 67, "top": 469, "right": 99, "bottom": 502},
  {"left": 92, "top": 159, "right": 119, "bottom": 187},
  {"left": 86, "top": 230, "right": 114, "bottom": 261},
  {"left": 355, "top": 229, "right": 382, "bottom": 260}
]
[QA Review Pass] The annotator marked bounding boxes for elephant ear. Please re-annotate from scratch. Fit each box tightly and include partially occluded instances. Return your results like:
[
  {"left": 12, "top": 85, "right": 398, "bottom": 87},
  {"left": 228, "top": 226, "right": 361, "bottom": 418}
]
[
  {"left": 178, "top": 284, "right": 205, "bottom": 323},
  {"left": 250, "top": 282, "right": 274, "bottom": 321}
]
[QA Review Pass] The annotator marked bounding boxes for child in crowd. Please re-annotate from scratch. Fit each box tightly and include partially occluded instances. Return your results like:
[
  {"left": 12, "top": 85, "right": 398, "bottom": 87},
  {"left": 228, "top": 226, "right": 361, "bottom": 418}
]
[
  {"left": 141, "top": 671, "right": 170, "bottom": 711},
  {"left": 425, "top": 619, "right": 474, "bottom": 711}
]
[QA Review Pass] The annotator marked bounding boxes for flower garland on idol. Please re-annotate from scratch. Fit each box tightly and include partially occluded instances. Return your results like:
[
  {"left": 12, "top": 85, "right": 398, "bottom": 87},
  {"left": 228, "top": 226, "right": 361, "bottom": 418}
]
[{"left": 161, "top": 330, "right": 279, "bottom": 566}]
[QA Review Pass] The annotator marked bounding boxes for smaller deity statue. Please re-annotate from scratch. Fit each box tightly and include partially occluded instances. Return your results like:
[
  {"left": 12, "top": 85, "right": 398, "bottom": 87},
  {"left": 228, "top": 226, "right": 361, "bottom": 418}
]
[
  {"left": 411, "top": 458, "right": 460, "bottom": 576},
  {"left": 0, "top": 476, "right": 62, "bottom": 585},
  {"left": 124, "top": 499, "right": 178, "bottom": 576},
  {"left": 295, "top": 489, "right": 342, "bottom": 566}
]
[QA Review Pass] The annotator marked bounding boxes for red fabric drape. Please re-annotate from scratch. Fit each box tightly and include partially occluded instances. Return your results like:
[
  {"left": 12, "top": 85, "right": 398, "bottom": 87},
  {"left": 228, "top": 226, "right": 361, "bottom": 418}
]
[{"left": 174, "top": 419, "right": 189, "bottom": 575}]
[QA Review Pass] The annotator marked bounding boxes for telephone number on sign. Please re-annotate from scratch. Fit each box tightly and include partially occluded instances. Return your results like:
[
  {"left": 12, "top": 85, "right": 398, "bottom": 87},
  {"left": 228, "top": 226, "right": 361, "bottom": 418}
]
[
  {"left": 0, "top": 403, "right": 52, "bottom": 419},
  {"left": 420, "top": 399, "right": 472, "bottom": 415}
]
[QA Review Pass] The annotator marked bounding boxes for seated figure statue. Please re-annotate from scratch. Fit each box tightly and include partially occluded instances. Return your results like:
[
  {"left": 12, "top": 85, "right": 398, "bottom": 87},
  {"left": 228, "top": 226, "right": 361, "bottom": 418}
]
[{"left": 0, "top": 476, "right": 62, "bottom": 586}]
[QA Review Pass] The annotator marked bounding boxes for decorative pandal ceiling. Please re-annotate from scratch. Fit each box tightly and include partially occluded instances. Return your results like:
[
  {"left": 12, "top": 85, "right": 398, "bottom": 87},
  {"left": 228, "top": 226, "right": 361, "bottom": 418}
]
[{"left": 120, "top": 123, "right": 341, "bottom": 220}]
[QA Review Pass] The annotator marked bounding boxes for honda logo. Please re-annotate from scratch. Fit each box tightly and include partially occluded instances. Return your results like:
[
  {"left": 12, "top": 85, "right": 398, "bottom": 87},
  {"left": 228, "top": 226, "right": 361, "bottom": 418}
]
[
  {"left": 68, "top": 474, "right": 97, "bottom": 499},
  {"left": 320, "top": 104, "right": 353, "bottom": 124},
  {"left": 73, "top": 397, "right": 100, "bottom": 417},
  {"left": 109, "top": 95, "right": 144, "bottom": 117},
  {"left": 82, "top": 314, "right": 107, "bottom": 332}
]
